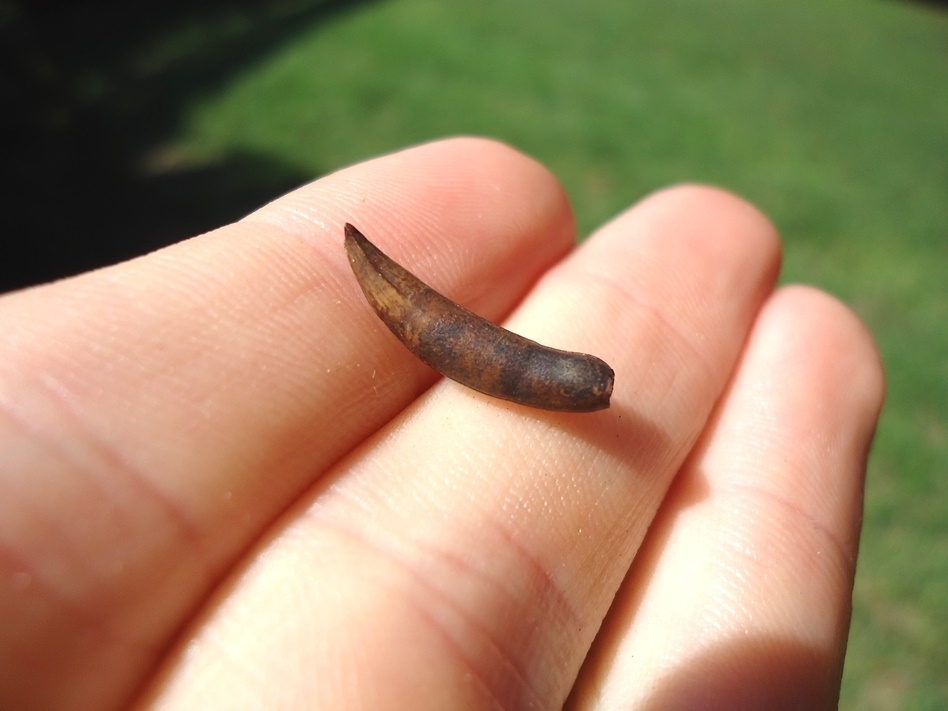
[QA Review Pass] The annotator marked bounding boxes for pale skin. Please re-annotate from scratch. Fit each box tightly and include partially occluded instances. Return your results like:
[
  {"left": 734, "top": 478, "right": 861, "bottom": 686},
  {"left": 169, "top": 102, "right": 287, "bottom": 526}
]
[{"left": 0, "top": 138, "right": 884, "bottom": 710}]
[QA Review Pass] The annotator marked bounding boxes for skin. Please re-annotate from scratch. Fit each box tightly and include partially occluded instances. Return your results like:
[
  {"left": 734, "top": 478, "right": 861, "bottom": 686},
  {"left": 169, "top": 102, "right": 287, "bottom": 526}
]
[{"left": 0, "top": 138, "right": 884, "bottom": 710}]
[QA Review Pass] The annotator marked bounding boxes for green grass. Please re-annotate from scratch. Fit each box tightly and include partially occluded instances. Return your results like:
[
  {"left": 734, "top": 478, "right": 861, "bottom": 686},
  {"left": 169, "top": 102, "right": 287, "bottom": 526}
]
[{"left": 161, "top": 0, "right": 947, "bottom": 706}]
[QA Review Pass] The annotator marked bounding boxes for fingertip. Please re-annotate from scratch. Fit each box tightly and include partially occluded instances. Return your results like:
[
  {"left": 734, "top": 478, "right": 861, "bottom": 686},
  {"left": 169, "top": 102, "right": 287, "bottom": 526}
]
[
  {"left": 250, "top": 136, "right": 575, "bottom": 258},
  {"left": 636, "top": 183, "right": 783, "bottom": 273},
  {"left": 758, "top": 284, "right": 886, "bottom": 428}
]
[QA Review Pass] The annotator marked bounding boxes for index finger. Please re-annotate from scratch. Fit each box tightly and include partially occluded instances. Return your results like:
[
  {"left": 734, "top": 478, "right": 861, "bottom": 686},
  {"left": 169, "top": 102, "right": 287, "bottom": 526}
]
[{"left": 0, "top": 138, "right": 574, "bottom": 711}]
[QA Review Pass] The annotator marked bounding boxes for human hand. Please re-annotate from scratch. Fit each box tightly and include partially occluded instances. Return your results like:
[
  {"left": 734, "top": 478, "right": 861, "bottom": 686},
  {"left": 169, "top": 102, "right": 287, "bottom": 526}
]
[{"left": 0, "top": 138, "right": 884, "bottom": 710}]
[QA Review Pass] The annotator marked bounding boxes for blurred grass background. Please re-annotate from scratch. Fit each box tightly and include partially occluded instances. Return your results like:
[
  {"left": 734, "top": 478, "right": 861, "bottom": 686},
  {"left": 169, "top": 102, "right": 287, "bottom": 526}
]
[{"left": 3, "top": 0, "right": 946, "bottom": 707}]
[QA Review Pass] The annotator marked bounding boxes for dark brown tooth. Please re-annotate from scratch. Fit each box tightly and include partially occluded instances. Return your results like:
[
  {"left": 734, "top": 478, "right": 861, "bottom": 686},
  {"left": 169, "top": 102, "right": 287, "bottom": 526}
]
[{"left": 344, "top": 222, "right": 613, "bottom": 412}]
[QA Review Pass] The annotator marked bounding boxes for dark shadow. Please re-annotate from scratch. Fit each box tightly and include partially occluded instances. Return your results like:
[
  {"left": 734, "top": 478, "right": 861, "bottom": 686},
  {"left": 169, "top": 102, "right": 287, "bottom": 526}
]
[
  {"left": 635, "top": 636, "right": 841, "bottom": 710},
  {"left": 1, "top": 0, "right": 380, "bottom": 293}
]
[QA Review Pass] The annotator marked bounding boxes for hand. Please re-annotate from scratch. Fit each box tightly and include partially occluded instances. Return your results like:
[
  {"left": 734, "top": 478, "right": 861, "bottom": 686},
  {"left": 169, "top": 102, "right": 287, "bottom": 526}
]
[{"left": 0, "top": 138, "right": 884, "bottom": 710}]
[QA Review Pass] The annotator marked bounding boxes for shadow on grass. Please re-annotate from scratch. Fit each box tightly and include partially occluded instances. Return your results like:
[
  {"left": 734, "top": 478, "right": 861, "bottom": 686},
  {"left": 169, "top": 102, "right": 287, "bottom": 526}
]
[{"left": 1, "top": 0, "right": 379, "bottom": 293}]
